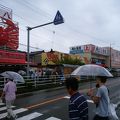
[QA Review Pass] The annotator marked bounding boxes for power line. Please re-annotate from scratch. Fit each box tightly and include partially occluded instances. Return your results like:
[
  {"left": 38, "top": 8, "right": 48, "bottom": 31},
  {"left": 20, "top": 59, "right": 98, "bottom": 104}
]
[{"left": 0, "top": 2, "right": 119, "bottom": 51}]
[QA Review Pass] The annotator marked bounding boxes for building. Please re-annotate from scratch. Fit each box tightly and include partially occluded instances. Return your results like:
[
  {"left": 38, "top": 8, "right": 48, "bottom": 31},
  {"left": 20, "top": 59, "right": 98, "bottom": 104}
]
[
  {"left": 29, "top": 50, "right": 85, "bottom": 74},
  {"left": 69, "top": 44, "right": 120, "bottom": 69},
  {"left": 70, "top": 44, "right": 109, "bottom": 68},
  {"left": 0, "top": 5, "right": 27, "bottom": 72}
]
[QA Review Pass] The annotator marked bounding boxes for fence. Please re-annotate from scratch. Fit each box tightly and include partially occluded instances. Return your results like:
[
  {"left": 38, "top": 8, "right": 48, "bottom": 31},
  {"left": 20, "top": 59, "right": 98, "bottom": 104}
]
[{"left": 0, "top": 74, "right": 70, "bottom": 91}]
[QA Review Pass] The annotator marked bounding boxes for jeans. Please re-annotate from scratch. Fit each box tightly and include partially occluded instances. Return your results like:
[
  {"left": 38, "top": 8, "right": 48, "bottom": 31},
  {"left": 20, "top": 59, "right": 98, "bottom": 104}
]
[{"left": 93, "top": 115, "right": 109, "bottom": 120}]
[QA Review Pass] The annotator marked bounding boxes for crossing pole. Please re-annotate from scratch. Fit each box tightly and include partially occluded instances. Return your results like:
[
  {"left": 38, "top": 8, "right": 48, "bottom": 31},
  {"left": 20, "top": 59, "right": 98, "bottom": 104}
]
[{"left": 26, "top": 11, "right": 64, "bottom": 77}]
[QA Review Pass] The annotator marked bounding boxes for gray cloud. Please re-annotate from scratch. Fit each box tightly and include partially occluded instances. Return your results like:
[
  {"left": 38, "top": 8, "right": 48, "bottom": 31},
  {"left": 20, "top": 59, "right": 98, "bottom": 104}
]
[{"left": 0, "top": 0, "right": 120, "bottom": 52}]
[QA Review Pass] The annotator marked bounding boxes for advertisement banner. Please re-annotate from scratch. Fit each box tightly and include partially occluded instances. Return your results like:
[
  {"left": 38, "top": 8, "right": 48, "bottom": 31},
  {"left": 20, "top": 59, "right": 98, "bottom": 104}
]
[
  {"left": 41, "top": 52, "right": 60, "bottom": 66},
  {"left": 0, "top": 50, "right": 26, "bottom": 64}
]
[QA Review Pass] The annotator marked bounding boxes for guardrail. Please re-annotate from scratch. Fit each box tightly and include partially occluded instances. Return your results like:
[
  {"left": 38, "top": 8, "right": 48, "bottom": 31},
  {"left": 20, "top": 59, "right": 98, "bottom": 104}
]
[{"left": 0, "top": 74, "right": 70, "bottom": 91}]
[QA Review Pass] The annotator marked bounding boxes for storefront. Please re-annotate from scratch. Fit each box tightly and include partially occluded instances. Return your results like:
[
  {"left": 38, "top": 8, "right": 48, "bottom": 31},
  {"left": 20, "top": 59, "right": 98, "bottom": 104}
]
[
  {"left": 70, "top": 44, "right": 109, "bottom": 67},
  {"left": 0, "top": 50, "right": 27, "bottom": 72}
]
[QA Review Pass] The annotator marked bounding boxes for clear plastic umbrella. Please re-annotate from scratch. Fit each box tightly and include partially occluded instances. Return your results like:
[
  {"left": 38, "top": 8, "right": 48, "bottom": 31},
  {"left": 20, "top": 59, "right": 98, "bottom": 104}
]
[
  {"left": 71, "top": 64, "right": 113, "bottom": 88},
  {"left": 71, "top": 64, "right": 113, "bottom": 77},
  {"left": 0, "top": 71, "right": 25, "bottom": 83}
]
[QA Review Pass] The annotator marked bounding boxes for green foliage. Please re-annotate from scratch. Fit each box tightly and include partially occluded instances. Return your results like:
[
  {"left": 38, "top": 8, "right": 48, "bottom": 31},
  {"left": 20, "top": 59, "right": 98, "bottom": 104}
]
[{"left": 58, "top": 57, "right": 85, "bottom": 65}]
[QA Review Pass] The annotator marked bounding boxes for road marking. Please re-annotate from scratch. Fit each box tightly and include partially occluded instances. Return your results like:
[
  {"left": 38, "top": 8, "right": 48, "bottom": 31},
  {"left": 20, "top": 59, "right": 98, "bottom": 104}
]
[
  {"left": 26, "top": 95, "right": 95, "bottom": 110},
  {"left": 0, "top": 108, "right": 28, "bottom": 119},
  {"left": 64, "top": 96, "right": 70, "bottom": 99},
  {"left": 0, "top": 103, "right": 4, "bottom": 105},
  {"left": 26, "top": 96, "right": 64, "bottom": 109},
  {"left": 87, "top": 100, "right": 94, "bottom": 103},
  {"left": 0, "top": 106, "right": 15, "bottom": 111},
  {"left": 45, "top": 117, "right": 61, "bottom": 120},
  {"left": 64, "top": 96, "right": 94, "bottom": 103},
  {"left": 16, "top": 112, "right": 42, "bottom": 120}
]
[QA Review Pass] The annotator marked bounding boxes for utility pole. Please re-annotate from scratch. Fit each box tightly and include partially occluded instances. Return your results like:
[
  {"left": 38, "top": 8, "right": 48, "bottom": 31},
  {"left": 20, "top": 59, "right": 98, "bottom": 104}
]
[
  {"left": 26, "top": 11, "right": 64, "bottom": 77},
  {"left": 109, "top": 44, "right": 111, "bottom": 69}
]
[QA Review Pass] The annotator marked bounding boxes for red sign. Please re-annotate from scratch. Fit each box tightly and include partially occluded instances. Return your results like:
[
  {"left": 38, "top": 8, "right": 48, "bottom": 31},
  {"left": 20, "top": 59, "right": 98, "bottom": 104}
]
[
  {"left": 0, "top": 18, "right": 19, "bottom": 50},
  {"left": 0, "top": 50, "right": 26, "bottom": 64}
]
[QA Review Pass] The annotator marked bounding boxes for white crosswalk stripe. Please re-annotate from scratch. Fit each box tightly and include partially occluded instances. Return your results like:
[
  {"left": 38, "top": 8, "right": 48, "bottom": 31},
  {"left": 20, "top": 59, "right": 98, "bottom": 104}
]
[
  {"left": 0, "top": 105, "right": 15, "bottom": 111},
  {"left": 16, "top": 112, "right": 42, "bottom": 120},
  {"left": 0, "top": 103, "right": 5, "bottom": 106},
  {"left": 45, "top": 117, "right": 61, "bottom": 120},
  {"left": 64, "top": 96, "right": 94, "bottom": 103},
  {"left": 0, "top": 108, "right": 28, "bottom": 119},
  {"left": 0, "top": 104, "right": 62, "bottom": 120}
]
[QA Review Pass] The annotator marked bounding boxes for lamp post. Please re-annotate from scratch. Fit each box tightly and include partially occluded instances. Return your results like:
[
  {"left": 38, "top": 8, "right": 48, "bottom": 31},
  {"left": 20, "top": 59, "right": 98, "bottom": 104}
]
[{"left": 26, "top": 11, "right": 64, "bottom": 77}]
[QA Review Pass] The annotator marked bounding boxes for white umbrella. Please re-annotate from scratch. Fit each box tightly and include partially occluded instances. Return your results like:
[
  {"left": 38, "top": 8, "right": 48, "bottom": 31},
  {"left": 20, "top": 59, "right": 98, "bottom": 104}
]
[
  {"left": 0, "top": 71, "right": 25, "bottom": 83},
  {"left": 71, "top": 64, "right": 113, "bottom": 77},
  {"left": 18, "top": 70, "right": 26, "bottom": 75}
]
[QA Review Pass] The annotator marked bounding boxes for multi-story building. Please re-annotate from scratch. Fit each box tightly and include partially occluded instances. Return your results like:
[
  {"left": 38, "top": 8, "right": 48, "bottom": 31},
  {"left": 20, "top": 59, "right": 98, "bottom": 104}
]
[{"left": 69, "top": 44, "right": 120, "bottom": 69}]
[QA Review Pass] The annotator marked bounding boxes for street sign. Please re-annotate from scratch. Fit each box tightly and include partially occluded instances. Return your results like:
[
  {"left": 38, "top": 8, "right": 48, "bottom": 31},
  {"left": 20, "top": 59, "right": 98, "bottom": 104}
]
[{"left": 53, "top": 11, "right": 64, "bottom": 25}]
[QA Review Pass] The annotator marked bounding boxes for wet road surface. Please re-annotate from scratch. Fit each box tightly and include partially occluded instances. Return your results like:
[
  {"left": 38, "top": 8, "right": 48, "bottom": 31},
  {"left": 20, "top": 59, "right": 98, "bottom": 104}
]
[{"left": 0, "top": 77, "right": 120, "bottom": 120}]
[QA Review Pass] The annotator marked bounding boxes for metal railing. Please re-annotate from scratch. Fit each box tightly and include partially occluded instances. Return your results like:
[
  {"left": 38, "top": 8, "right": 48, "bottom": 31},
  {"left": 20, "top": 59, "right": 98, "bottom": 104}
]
[{"left": 0, "top": 74, "right": 70, "bottom": 90}]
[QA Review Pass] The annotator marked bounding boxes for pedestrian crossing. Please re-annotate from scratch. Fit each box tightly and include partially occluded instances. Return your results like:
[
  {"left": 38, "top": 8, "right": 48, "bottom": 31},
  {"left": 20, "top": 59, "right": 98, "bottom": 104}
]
[
  {"left": 0, "top": 103, "right": 61, "bottom": 120},
  {"left": 64, "top": 96, "right": 94, "bottom": 103}
]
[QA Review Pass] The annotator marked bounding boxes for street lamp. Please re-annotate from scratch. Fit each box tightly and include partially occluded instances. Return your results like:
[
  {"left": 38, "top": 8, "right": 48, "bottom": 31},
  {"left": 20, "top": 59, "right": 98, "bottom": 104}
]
[{"left": 26, "top": 11, "right": 64, "bottom": 77}]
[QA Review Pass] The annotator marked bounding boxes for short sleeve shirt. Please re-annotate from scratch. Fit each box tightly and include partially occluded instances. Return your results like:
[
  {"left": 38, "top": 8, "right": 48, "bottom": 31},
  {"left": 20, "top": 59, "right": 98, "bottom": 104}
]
[
  {"left": 3, "top": 81, "right": 17, "bottom": 101},
  {"left": 96, "top": 85, "right": 109, "bottom": 117}
]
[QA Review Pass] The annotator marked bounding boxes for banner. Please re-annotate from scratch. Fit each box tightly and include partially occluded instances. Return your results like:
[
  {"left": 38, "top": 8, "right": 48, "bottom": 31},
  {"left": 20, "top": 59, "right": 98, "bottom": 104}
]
[{"left": 0, "top": 50, "right": 26, "bottom": 64}]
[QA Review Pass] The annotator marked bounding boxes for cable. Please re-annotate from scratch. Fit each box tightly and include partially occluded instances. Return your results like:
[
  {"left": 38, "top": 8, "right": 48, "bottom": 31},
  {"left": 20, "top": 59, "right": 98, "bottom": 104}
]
[{"left": 0, "top": 2, "right": 119, "bottom": 51}]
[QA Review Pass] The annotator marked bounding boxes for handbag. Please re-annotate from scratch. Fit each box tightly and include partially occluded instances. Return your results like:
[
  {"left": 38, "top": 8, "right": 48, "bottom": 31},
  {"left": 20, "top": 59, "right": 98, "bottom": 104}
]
[{"left": 108, "top": 103, "right": 119, "bottom": 120}]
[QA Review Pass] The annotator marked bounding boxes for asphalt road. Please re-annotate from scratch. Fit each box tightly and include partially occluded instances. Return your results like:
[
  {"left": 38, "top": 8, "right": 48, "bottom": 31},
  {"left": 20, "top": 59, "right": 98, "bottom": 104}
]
[{"left": 0, "top": 77, "right": 120, "bottom": 120}]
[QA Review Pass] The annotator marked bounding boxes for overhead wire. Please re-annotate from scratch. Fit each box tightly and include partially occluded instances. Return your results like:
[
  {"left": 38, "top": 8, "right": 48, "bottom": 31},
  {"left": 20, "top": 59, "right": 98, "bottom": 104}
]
[{"left": 0, "top": 1, "right": 119, "bottom": 51}]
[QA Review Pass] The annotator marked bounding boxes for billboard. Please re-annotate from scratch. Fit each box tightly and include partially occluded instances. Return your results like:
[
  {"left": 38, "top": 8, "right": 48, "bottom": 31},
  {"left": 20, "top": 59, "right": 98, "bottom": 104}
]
[
  {"left": 41, "top": 51, "right": 86, "bottom": 66},
  {"left": 70, "top": 44, "right": 109, "bottom": 56},
  {"left": 0, "top": 50, "right": 26, "bottom": 64},
  {"left": 0, "top": 5, "right": 19, "bottom": 50},
  {"left": 41, "top": 52, "right": 60, "bottom": 66}
]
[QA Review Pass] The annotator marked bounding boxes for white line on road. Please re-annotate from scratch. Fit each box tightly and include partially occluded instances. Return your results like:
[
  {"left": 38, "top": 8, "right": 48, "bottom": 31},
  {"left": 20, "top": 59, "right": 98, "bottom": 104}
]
[
  {"left": 64, "top": 96, "right": 94, "bottom": 103},
  {"left": 0, "top": 106, "right": 15, "bottom": 111},
  {"left": 63, "top": 96, "right": 70, "bottom": 99},
  {"left": 45, "top": 117, "right": 61, "bottom": 120},
  {"left": 0, "top": 108, "right": 28, "bottom": 119},
  {"left": 16, "top": 112, "right": 42, "bottom": 120},
  {"left": 87, "top": 100, "right": 94, "bottom": 103},
  {"left": 0, "top": 103, "right": 5, "bottom": 106}
]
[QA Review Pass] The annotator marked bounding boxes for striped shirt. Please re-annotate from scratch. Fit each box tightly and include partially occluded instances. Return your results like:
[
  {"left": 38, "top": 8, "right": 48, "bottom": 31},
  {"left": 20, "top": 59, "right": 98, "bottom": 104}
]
[{"left": 69, "top": 92, "right": 88, "bottom": 120}]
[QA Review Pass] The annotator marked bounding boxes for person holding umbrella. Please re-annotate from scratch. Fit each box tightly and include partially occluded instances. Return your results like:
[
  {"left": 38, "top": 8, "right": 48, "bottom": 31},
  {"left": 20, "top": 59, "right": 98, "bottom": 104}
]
[
  {"left": 87, "top": 76, "right": 110, "bottom": 120},
  {"left": 65, "top": 77, "right": 88, "bottom": 120},
  {"left": 1, "top": 78, "right": 17, "bottom": 120}
]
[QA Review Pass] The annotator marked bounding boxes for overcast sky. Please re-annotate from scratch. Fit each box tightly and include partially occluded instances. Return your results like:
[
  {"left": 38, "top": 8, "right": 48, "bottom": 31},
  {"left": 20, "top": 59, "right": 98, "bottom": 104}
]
[{"left": 0, "top": 0, "right": 120, "bottom": 53}]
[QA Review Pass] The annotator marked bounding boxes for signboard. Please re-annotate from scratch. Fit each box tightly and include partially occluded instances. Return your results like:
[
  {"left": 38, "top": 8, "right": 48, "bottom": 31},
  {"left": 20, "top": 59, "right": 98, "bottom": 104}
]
[
  {"left": 70, "top": 44, "right": 109, "bottom": 56},
  {"left": 53, "top": 11, "right": 64, "bottom": 25},
  {"left": 0, "top": 50, "right": 26, "bottom": 64},
  {"left": 41, "top": 52, "right": 60, "bottom": 66},
  {"left": 0, "top": 5, "right": 12, "bottom": 20},
  {"left": 0, "top": 5, "right": 19, "bottom": 50}
]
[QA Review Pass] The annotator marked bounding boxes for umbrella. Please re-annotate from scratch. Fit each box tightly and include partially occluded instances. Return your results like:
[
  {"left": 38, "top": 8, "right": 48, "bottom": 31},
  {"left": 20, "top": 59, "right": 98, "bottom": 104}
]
[
  {"left": 18, "top": 70, "right": 26, "bottom": 75},
  {"left": 0, "top": 71, "right": 25, "bottom": 83},
  {"left": 71, "top": 64, "right": 113, "bottom": 77}
]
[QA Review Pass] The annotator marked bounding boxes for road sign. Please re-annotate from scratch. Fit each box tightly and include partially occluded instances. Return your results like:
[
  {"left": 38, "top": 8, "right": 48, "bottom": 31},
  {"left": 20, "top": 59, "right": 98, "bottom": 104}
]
[{"left": 53, "top": 11, "right": 64, "bottom": 25}]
